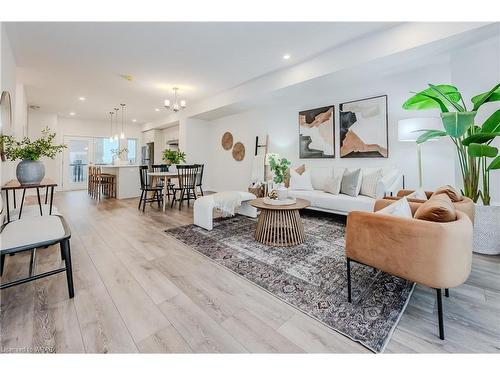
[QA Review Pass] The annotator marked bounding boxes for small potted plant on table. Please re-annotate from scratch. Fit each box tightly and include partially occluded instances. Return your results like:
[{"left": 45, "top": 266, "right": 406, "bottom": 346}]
[
  {"left": 267, "top": 153, "right": 291, "bottom": 200},
  {"left": 162, "top": 149, "right": 186, "bottom": 171},
  {"left": 0, "top": 127, "right": 66, "bottom": 185}
]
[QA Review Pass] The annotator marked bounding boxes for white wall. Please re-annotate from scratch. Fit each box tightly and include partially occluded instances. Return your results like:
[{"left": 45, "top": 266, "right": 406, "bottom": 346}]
[
  {"left": 204, "top": 63, "right": 457, "bottom": 193},
  {"left": 27, "top": 112, "right": 143, "bottom": 190},
  {"left": 1, "top": 23, "right": 28, "bottom": 185}
]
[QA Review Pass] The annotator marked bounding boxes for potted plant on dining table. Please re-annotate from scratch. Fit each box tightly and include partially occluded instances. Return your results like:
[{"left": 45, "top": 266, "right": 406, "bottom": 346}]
[
  {"left": 162, "top": 149, "right": 186, "bottom": 171},
  {"left": 0, "top": 127, "right": 66, "bottom": 185}
]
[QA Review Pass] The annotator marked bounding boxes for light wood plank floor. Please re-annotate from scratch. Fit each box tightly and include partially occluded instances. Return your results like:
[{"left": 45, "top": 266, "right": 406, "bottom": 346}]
[{"left": 1, "top": 191, "right": 499, "bottom": 353}]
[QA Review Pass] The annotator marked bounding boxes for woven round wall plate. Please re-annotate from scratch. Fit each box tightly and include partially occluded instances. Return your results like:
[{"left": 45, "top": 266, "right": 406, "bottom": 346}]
[
  {"left": 221, "top": 132, "right": 234, "bottom": 150},
  {"left": 232, "top": 142, "right": 245, "bottom": 161}
]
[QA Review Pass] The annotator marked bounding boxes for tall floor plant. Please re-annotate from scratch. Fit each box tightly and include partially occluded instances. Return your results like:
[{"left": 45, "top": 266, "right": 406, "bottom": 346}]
[{"left": 402, "top": 83, "right": 500, "bottom": 204}]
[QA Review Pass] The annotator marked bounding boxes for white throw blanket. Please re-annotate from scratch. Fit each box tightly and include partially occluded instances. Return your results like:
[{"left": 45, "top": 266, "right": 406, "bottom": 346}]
[{"left": 212, "top": 191, "right": 242, "bottom": 217}]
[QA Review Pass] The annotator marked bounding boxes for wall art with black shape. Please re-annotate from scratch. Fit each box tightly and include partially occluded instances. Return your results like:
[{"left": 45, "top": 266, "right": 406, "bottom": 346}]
[
  {"left": 339, "top": 95, "right": 388, "bottom": 158},
  {"left": 298, "top": 105, "right": 335, "bottom": 159}
]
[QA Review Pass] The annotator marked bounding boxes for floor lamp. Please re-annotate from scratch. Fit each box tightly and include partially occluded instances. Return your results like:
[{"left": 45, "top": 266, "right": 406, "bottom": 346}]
[{"left": 398, "top": 118, "right": 442, "bottom": 188}]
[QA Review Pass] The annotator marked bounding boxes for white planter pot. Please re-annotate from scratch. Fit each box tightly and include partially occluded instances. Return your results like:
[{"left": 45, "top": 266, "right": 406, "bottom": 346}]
[
  {"left": 473, "top": 204, "right": 500, "bottom": 255},
  {"left": 113, "top": 157, "right": 122, "bottom": 165}
]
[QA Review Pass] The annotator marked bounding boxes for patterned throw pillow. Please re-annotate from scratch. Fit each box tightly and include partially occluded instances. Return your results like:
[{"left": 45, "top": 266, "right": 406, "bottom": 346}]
[{"left": 360, "top": 169, "right": 382, "bottom": 198}]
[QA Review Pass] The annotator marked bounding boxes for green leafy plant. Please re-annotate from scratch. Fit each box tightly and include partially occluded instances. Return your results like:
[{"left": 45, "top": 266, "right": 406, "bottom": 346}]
[
  {"left": 111, "top": 147, "right": 128, "bottom": 158},
  {"left": 162, "top": 149, "right": 186, "bottom": 165},
  {"left": 403, "top": 83, "right": 500, "bottom": 205},
  {"left": 267, "top": 153, "right": 291, "bottom": 184},
  {"left": 0, "top": 127, "right": 66, "bottom": 161}
]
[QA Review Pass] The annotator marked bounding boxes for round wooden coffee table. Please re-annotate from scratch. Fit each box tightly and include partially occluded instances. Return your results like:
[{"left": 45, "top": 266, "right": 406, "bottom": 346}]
[{"left": 250, "top": 198, "right": 310, "bottom": 247}]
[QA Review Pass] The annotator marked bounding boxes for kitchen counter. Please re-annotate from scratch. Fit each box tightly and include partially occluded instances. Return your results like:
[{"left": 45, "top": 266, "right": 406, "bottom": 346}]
[{"left": 99, "top": 165, "right": 141, "bottom": 199}]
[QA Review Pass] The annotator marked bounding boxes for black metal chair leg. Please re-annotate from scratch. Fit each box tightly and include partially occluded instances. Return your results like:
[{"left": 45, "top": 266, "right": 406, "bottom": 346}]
[
  {"left": 19, "top": 189, "right": 26, "bottom": 220},
  {"left": 346, "top": 258, "right": 352, "bottom": 303},
  {"left": 179, "top": 190, "right": 185, "bottom": 211},
  {"left": 61, "top": 240, "right": 75, "bottom": 299},
  {"left": 156, "top": 190, "right": 161, "bottom": 208},
  {"left": 1, "top": 254, "right": 5, "bottom": 276},
  {"left": 436, "top": 288, "right": 445, "bottom": 340},
  {"left": 445, "top": 288, "right": 449, "bottom": 298},
  {"left": 138, "top": 190, "right": 144, "bottom": 209},
  {"left": 142, "top": 191, "right": 147, "bottom": 212},
  {"left": 199, "top": 187, "right": 204, "bottom": 196}
]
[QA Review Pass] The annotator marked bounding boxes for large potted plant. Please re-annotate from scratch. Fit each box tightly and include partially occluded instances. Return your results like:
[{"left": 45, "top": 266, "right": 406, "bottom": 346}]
[
  {"left": 162, "top": 149, "right": 186, "bottom": 170},
  {"left": 0, "top": 127, "right": 66, "bottom": 185},
  {"left": 403, "top": 83, "right": 500, "bottom": 254}
]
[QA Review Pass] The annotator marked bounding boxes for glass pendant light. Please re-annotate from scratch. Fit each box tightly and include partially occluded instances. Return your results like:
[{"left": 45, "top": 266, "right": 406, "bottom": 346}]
[
  {"left": 120, "top": 103, "right": 125, "bottom": 139},
  {"left": 109, "top": 111, "right": 114, "bottom": 142},
  {"left": 113, "top": 107, "right": 119, "bottom": 141}
]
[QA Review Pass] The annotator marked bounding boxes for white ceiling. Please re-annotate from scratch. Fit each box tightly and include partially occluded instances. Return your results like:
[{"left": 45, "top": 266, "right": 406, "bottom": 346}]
[{"left": 6, "top": 22, "right": 396, "bottom": 124}]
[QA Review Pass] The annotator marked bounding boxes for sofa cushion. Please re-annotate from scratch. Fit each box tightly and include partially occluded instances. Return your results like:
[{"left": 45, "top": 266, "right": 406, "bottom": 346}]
[
  {"left": 415, "top": 193, "right": 457, "bottom": 222},
  {"left": 340, "top": 169, "right": 362, "bottom": 197},
  {"left": 313, "top": 191, "right": 375, "bottom": 213},
  {"left": 432, "top": 185, "right": 463, "bottom": 202},
  {"left": 360, "top": 169, "right": 382, "bottom": 199},
  {"left": 308, "top": 166, "right": 334, "bottom": 190},
  {"left": 324, "top": 174, "right": 343, "bottom": 195},
  {"left": 407, "top": 188, "right": 428, "bottom": 200},
  {"left": 289, "top": 169, "right": 314, "bottom": 191},
  {"left": 284, "top": 164, "right": 305, "bottom": 187}
]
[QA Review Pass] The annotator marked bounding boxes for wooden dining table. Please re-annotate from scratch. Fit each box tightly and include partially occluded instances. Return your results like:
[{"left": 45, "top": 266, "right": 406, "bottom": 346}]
[{"left": 147, "top": 171, "right": 178, "bottom": 211}]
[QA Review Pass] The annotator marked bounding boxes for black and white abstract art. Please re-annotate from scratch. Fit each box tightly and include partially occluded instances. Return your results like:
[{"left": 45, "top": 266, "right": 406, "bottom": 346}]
[
  {"left": 299, "top": 105, "right": 335, "bottom": 159},
  {"left": 339, "top": 95, "right": 388, "bottom": 158}
]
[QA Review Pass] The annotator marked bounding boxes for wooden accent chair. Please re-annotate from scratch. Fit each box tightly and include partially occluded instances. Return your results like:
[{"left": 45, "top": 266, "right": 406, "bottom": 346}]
[
  {"left": 345, "top": 198, "right": 473, "bottom": 340},
  {"left": 171, "top": 165, "right": 199, "bottom": 210},
  {"left": 138, "top": 165, "right": 163, "bottom": 212}
]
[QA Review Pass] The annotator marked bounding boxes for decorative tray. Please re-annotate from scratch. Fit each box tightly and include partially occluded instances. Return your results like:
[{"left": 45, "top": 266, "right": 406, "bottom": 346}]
[{"left": 263, "top": 197, "right": 297, "bottom": 206}]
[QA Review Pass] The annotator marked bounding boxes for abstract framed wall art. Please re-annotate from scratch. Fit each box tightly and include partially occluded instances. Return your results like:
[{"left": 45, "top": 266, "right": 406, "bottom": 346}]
[
  {"left": 339, "top": 95, "right": 388, "bottom": 158},
  {"left": 298, "top": 105, "right": 335, "bottom": 159}
]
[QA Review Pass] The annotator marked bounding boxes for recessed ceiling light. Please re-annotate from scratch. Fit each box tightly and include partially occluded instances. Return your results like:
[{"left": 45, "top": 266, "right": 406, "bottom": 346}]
[
  {"left": 132, "top": 119, "right": 137, "bottom": 123},
  {"left": 155, "top": 108, "right": 160, "bottom": 112},
  {"left": 283, "top": 54, "right": 291, "bottom": 60},
  {"left": 69, "top": 112, "right": 76, "bottom": 116},
  {"left": 78, "top": 97, "right": 86, "bottom": 101}
]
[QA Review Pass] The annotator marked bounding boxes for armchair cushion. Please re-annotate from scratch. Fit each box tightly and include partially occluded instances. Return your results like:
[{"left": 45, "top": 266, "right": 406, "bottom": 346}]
[
  {"left": 414, "top": 193, "right": 457, "bottom": 222},
  {"left": 432, "top": 185, "right": 463, "bottom": 202}
]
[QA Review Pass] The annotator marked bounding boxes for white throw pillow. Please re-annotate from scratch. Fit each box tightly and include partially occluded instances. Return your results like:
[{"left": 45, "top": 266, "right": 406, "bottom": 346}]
[
  {"left": 407, "top": 188, "right": 428, "bottom": 200},
  {"left": 324, "top": 175, "right": 343, "bottom": 195},
  {"left": 360, "top": 169, "right": 382, "bottom": 199},
  {"left": 376, "top": 196, "right": 412, "bottom": 218},
  {"left": 289, "top": 169, "right": 314, "bottom": 191}
]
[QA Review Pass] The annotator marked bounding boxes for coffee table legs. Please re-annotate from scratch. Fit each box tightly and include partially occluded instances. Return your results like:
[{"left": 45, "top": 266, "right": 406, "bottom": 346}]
[{"left": 255, "top": 209, "right": 305, "bottom": 247}]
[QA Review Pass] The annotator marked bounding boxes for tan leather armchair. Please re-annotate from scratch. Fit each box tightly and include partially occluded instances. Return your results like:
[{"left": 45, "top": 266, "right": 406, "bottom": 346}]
[
  {"left": 345, "top": 199, "right": 473, "bottom": 340},
  {"left": 391, "top": 189, "right": 475, "bottom": 224}
]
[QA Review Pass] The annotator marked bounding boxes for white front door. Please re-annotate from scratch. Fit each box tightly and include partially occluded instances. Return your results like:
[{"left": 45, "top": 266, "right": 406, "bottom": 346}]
[{"left": 63, "top": 136, "right": 93, "bottom": 190}]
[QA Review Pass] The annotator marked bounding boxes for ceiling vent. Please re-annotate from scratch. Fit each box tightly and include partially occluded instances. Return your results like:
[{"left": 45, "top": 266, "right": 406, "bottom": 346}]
[{"left": 29, "top": 105, "right": 41, "bottom": 110}]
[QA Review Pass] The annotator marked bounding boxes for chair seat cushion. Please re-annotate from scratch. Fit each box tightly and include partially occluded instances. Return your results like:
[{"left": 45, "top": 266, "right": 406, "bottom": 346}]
[{"left": 1, "top": 215, "right": 66, "bottom": 252}]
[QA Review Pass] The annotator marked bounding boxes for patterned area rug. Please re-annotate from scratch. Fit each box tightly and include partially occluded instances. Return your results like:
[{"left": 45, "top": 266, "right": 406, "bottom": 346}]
[{"left": 165, "top": 211, "right": 414, "bottom": 352}]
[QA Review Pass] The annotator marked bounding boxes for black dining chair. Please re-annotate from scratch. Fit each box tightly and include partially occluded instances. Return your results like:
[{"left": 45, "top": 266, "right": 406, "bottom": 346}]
[
  {"left": 138, "top": 165, "right": 163, "bottom": 212},
  {"left": 195, "top": 164, "right": 204, "bottom": 197},
  {"left": 152, "top": 164, "right": 174, "bottom": 201},
  {"left": 171, "top": 165, "right": 198, "bottom": 210}
]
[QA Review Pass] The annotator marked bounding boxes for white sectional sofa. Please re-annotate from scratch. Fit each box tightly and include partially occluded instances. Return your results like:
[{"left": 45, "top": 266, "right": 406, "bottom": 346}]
[{"left": 287, "top": 166, "right": 403, "bottom": 215}]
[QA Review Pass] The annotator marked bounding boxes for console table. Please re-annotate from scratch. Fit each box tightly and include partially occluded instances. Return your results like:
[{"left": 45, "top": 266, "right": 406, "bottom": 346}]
[{"left": 1, "top": 178, "right": 57, "bottom": 222}]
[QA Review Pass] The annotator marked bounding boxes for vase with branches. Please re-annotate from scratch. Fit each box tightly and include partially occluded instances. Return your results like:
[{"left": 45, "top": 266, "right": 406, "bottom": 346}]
[{"left": 403, "top": 83, "right": 500, "bottom": 205}]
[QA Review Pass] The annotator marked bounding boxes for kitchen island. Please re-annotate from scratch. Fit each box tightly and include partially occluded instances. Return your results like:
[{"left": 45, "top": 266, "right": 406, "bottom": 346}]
[{"left": 100, "top": 165, "right": 141, "bottom": 199}]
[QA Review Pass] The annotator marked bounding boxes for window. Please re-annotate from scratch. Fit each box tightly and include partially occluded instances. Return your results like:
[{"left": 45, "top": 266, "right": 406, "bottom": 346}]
[
  {"left": 127, "top": 138, "right": 138, "bottom": 164},
  {"left": 93, "top": 137, "right": 118, "bottom": 164}
]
